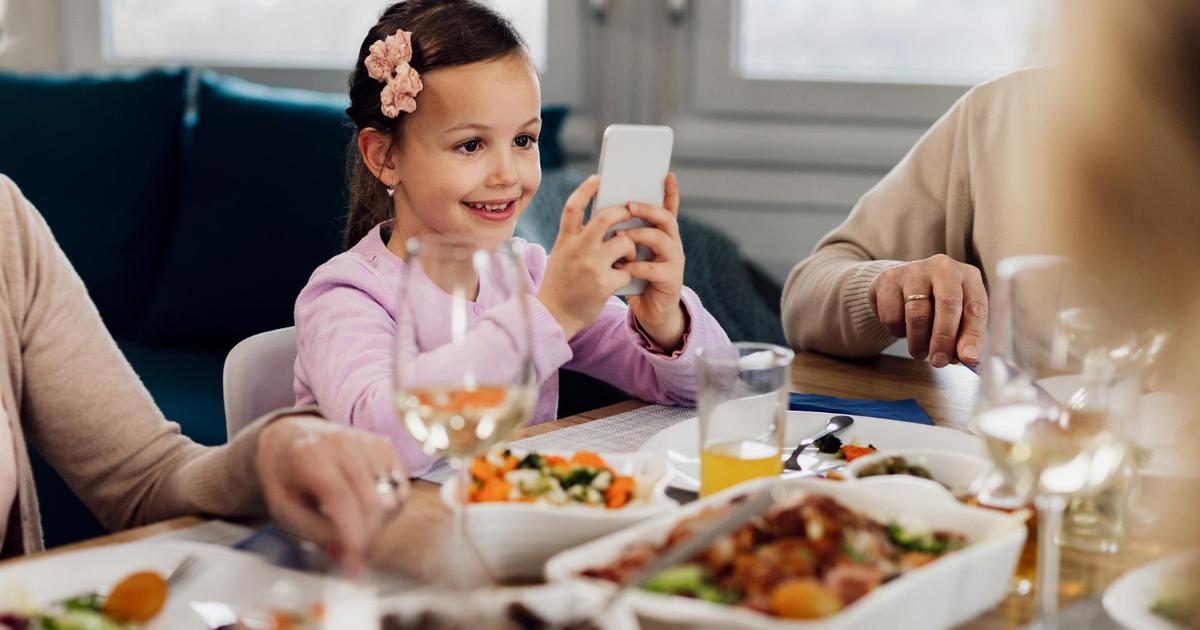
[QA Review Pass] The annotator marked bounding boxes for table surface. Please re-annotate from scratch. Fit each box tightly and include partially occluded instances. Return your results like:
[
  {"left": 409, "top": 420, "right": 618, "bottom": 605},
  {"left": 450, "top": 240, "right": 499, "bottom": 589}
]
[{"left": 9, "top": 352, "right": 1186, "bottom": 629}]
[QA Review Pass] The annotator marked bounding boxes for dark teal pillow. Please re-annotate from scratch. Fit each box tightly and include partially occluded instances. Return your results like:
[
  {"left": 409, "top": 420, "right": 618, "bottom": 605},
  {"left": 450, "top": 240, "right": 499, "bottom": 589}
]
[
  {"left": 138, "top": 72, "right": 353, "bottom": 346},
  {"left": 539, "top": 104, "right": 569, "bottom": 169},
  {"left": 0, "top": 69, "right": 186, "bottom": 335}
]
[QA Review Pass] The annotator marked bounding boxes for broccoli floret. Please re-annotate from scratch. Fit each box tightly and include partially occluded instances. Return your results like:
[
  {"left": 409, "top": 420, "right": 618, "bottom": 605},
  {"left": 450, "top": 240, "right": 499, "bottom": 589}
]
[
  {"left": 517, "top": 453, "right": 545, "bottom": 470},
  {"left": 559, "top": 467, "right": 598, "bottom": 488}
]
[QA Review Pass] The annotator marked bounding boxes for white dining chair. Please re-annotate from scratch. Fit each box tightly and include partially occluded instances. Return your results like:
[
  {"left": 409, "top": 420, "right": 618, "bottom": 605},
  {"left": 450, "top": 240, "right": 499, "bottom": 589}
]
[{"left": 223, "top": 326, "right": 298, "bottom": 440}]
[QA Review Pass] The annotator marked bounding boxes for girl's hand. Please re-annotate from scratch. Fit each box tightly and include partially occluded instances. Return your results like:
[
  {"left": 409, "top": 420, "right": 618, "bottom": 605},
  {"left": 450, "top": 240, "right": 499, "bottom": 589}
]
[
  {"left": 539, "top": 174, "right": 638, "bottom": 339},
  {"left": 255, "top": 415, "right": 408, "bottom": 576},
  {"left": 622, "top": 173, "right": 687, "bottom": 353}
]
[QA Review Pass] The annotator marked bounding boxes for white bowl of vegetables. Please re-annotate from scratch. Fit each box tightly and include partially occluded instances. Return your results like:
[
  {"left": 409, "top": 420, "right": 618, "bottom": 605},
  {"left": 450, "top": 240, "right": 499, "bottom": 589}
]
[{"left": 442, "top": 449, "right": 676, "bottom": 579}]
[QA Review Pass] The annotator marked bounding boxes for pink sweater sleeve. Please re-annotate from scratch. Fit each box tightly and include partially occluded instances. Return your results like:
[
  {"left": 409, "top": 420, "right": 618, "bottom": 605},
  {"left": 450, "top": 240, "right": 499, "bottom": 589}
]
[
  {"left": 293, "top": 256, "right": 572, "bottom": 476},
  {"left": 563, "top": 287, "right": 731, "bottom": 407}
]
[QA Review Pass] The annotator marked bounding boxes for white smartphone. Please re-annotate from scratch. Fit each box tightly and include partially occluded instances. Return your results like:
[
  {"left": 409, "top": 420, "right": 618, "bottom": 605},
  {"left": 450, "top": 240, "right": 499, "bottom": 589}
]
[{"left": 592, "top": 124, "right": 675, "bottom": 296}]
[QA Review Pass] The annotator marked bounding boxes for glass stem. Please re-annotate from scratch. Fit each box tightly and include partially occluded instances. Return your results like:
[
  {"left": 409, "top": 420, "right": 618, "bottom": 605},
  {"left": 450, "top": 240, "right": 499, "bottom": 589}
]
[{"left": 1034, "top": 493, "right": 1067, "bottom": 630}]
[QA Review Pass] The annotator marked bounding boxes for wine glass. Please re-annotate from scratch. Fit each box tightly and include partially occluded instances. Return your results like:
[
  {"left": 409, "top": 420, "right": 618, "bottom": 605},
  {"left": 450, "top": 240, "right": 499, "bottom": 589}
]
[
  {"left": 392, "top": 234, "right": 538, "bottom": 588},
  {"left": 974, "top": 255, "right": 1135, "bottom": 629}
]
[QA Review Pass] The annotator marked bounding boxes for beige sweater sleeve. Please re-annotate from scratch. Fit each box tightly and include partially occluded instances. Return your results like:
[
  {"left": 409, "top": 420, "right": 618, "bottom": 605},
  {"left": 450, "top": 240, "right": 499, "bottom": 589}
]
[
  {"left": 781, "top": 88, "right": 979, "bottom": 358},
  {"left": 1, "top": 175, "right": 309, "bottom": 531}
]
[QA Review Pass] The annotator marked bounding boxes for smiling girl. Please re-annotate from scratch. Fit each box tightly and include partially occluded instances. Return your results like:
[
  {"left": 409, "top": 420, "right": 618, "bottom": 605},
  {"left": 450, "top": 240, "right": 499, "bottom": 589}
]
[{"left": 293, "top": 0, "right": 730, "bottom": 475}]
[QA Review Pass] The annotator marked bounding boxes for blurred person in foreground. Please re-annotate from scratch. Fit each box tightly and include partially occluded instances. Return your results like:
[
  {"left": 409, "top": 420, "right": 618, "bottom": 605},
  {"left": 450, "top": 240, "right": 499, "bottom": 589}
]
[{"left": 1031, "top": 0, "right": 1200, "bottom": 623}]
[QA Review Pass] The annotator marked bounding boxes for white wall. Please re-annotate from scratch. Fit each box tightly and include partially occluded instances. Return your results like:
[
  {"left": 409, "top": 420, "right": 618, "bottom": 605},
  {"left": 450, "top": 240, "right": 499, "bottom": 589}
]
[{"left": 0, "top": 0, "right": 64, "bottom": 71}]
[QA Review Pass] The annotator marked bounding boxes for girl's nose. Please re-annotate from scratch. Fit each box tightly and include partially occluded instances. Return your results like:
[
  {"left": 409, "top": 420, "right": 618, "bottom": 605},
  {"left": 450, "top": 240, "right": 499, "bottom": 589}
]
[{"left": 487, "top": 153, "right": 520, "bottom": 189}]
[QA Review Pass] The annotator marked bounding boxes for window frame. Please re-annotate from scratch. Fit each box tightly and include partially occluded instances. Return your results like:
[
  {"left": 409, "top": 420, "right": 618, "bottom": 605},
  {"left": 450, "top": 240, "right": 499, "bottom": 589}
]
[{"left": 690, "top": 0, "right": 979, "bottom": 124}]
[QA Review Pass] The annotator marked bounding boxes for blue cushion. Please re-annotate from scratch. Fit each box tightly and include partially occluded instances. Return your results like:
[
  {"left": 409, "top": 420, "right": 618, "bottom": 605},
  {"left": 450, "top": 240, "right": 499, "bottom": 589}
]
[
  {"left": 137, "top": 72, "right": 353, "bottom": 346},
  {"left": 138, "top": 71, "right": 572, "bottom": 347},
  {"left": 539, "top": 104, "right": 569, "bottom": 169},
  {"left": 119, "top": 341, "right": 229, "bottom": 446},
  {"left": 0, "top": 69, "right": 186, "bottom": 335}
]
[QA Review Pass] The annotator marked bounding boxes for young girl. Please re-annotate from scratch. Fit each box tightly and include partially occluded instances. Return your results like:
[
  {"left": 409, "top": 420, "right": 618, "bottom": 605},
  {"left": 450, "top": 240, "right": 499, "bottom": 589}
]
[{"left": 294, "top": 0, "right": 731, "bottom": 476}]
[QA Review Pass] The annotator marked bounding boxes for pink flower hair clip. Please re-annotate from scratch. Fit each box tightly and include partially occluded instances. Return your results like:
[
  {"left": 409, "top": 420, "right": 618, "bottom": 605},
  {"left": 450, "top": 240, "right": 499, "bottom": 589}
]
[{"left": 364, "top": 28, "right": 423, "bottom": 117}]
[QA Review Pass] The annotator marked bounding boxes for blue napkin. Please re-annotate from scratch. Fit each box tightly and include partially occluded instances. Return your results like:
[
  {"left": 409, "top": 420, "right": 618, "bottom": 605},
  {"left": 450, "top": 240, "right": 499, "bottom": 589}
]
[{"left": 789, "top": 392, "right": 932, "bottom": 425}]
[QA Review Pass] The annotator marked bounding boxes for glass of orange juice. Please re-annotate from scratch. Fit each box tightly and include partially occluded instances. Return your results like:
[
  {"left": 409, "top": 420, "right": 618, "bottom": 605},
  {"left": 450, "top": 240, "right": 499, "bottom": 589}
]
[{"left": 697, "top": 342, "right": 793, "bottom": 497}]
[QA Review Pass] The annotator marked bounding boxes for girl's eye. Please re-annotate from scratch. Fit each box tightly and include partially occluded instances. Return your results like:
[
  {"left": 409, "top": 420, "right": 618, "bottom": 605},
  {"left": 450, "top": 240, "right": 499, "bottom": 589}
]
[
  {"left": 457, "top": 139, "right": 482, "bottom": 154},
  {"left": 514, "top": 134, "right": 539, "bottom": 149}
]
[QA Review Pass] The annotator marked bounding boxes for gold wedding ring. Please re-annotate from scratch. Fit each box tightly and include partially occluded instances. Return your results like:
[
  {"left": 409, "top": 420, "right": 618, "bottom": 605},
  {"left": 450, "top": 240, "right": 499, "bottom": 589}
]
[{"left": 904, "top": 293, "right": 930, "bottom": 303}]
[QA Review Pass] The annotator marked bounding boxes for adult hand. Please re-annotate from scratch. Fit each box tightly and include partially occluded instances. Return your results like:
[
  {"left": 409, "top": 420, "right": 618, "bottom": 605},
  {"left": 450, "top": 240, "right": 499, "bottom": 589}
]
[
  {"left": 867, "top": 254, "right": 988, "bottom": 367},
  {"left": 623, "top": 173, "right": 687, "bottom": 352},
  {"left": 255, "top": 415, "right": 408, "bottom": 576},
  {"left": 539, "top": 174, "right": 638, "bottom": 339}
]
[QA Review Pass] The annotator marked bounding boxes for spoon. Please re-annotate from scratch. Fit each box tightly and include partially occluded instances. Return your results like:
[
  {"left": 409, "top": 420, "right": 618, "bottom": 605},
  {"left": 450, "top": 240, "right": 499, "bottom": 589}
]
[{"left": 783, "top": 415, "right": 854, "bottom": 471}]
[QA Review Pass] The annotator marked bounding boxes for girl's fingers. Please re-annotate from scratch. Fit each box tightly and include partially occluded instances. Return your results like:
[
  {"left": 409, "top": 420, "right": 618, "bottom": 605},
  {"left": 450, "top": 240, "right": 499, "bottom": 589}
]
[
  {"left": 663, "top": 173, "right": 680, "bottom": 216},
  {"left": 628, "top": 203, "right": 680, "bottom": 239},
  {"left": 599, "top": 232, "right": 637, "bottom": 264},
  {"left": 559, "top": 174, "right": 600, "bottom": 237},
  {"left": 621, "top": 260, "right": 676, "bottom": 284},
  {"left": 622, "top": 227, "right": 680, "bottom": 260},
  {"left": 581, "top": 204, "right": 633, "bottom": 243}
]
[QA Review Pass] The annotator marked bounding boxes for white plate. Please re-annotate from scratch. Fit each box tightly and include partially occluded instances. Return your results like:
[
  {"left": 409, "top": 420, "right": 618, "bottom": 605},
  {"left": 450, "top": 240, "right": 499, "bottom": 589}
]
[
  {"left": 0, "top": 541, "right": 375, "bottom": 629},
  {"left": 1037, "top": 376, "right": 1199, "bottom": 479},
  {"left": 545, "top": 476, "right": 1027, "bottom": 630},
  {"left": 1103, "top": 550, "right": 1199, "bottom": 630},
  {"left": 380, "top": 580, "right": 639, "bottom": 630},
  {"left": 443, "top": 450, "right": 677, "bottom": 579},
  {"left": 641, "top": 410, "right": 986, "bottom": 492}
]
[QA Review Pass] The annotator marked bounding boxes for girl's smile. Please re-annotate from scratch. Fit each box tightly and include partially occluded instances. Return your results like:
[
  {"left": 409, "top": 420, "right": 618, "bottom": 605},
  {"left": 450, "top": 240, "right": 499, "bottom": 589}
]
[{"left": 461, "top": 197, "right": 519, "bottom": 221}]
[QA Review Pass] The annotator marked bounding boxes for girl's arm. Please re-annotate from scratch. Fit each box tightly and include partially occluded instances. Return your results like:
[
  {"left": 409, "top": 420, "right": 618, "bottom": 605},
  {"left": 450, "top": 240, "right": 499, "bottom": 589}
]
[
  {"left": 562, "top": 286, "right": 730, "bottom": 407},
  {"left": 294, "top": 262, "right": 573, "bottom": 475}
]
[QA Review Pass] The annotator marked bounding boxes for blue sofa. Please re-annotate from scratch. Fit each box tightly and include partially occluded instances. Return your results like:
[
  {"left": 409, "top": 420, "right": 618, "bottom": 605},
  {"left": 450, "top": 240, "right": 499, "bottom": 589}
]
[{"left": 0, "top": 68, "right": 782, "bottom": 547}]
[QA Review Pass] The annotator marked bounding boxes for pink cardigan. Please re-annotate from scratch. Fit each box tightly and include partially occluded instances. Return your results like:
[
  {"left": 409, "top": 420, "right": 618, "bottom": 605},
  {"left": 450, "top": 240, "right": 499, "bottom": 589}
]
[{"left": 294, "top": 222, "right": 731, "bottom": 475}]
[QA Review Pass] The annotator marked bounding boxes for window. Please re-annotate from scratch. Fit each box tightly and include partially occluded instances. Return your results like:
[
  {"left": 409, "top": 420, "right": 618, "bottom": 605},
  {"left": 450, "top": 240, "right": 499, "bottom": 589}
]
[
  {"left": 103, "top": 0, "right": 549, "bottom": 70},
  {"left": 736, "top": 0, "right": 1056, "bottom": 85},
  {"left": 689, "top": 0, "right": 1059, "bottom": 121}
]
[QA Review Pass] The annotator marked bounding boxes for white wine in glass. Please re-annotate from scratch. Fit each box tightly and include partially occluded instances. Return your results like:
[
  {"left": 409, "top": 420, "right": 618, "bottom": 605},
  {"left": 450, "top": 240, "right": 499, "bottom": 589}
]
[
  {"left": 976, "top": 255, "right": 1135, "bottom": 630},
  {"left": 395, "top": 385, "right": 535, "bottom": 459},
  {"left": 392, "top": 234, "right": 537, "bottom": 589}
]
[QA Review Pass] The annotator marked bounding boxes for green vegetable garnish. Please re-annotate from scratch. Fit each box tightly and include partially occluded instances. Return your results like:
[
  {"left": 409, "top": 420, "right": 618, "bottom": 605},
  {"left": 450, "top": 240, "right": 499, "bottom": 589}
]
[
  {"left": 558, "top": 467, "right": 598, "bottom": 488},
  {"left": 813, "top": 434, "right": 843, "bottom": 454},
  {"left": 517, "top": 453, "right": 545, "bottom": 470},
  {"left": 887, "top": 522, "right": 964, "bottom": 555},
  {"left": 642, "top": 564, "right": 740, "bottom": 604}
]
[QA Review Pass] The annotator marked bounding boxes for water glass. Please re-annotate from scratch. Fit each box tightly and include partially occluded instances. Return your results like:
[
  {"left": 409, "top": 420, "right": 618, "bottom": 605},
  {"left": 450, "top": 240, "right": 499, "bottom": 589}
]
[{"left": 697, "top": 342, "right": 793, "bottom": 497}]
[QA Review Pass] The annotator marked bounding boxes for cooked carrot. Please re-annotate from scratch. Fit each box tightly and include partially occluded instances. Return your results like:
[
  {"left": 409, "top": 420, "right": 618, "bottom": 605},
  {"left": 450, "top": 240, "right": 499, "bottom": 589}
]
[
  {"left": 840, "top": 445, "right": 877, "bottom": 462},
  {"left": 475, "top": 478, "right": 512, "bottom": 502},
  {"left": 102, "top": 570, "right": 168, "bottom": 623},
  {"left": 570, "top": 451, "right": 609, "bottom": 471},
  {"left": 309, "top": 602, "right": 325, "bottom": 620},
  {"left": 502, "top": 453, "right": 519, "bottom": 473},
  {"left": 470, "top": 457, "right": 497, "bottom": 482},
  {"left": 605, "top": 476, "right": 636, "bottom": 508},
  {"left": 543, "top": 454, "right": 568, "bottom": 467},
  {"left": 269, "top": 609, "right": 295, "bottom": 630}
]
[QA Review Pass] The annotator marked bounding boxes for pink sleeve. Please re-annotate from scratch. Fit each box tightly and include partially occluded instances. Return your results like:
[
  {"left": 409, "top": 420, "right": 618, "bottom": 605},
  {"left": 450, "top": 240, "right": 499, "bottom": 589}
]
[
  {"left": 294, "top": 259, "right": 572, "bottom": 476},
  {"left": 563, "top": 287, "right": 731, "bottom": 407}
]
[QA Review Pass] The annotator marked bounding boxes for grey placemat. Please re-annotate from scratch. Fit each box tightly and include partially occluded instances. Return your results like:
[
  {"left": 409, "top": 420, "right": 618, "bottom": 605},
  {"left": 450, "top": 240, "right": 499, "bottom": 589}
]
[{"left": 419, "top": 404, "right": 696, "bottom": 484}]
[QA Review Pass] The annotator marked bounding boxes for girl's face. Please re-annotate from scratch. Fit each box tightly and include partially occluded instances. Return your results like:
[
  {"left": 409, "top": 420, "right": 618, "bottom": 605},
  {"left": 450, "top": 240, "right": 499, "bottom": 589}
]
[{"left": 389, "top": 53, "right": 543, "bottom": 250}]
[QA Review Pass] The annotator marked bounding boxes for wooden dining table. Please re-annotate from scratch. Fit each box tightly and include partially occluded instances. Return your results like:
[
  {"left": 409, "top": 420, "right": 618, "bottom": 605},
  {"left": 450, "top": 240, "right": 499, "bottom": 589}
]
[{"left": 11, "top": 351, "right": 1187, "bottom": 628}]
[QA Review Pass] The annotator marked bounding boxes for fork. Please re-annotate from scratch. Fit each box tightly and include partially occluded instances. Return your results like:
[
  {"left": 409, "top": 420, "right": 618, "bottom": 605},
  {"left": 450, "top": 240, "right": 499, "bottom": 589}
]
[{"left": 53, "top": 554, "right": 199, "bottom": 608}]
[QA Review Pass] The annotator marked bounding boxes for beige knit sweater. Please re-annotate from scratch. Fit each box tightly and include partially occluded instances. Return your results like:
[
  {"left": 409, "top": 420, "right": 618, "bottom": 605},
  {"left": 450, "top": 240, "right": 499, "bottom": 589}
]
[
  {"left": 782, "top": 69, "right": 1048, "bottom": 358},
  {"left": 0, "top": 174, "right": 296, "bottom": 556}
]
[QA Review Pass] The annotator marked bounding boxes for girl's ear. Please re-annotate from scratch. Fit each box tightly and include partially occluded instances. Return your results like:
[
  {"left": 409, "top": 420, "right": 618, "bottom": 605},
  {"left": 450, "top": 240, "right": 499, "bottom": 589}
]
[{"left": 358, "top": 128, "right": 400, "bottom": 188}]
